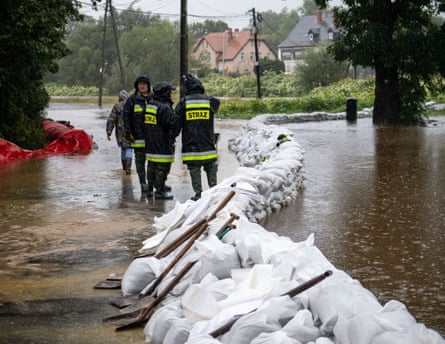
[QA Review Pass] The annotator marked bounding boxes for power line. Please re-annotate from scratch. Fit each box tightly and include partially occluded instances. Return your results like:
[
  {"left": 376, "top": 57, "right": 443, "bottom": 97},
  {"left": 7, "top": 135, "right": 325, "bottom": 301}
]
[{"left": 78, "top": 0, "right": 249, "bottom": 22}]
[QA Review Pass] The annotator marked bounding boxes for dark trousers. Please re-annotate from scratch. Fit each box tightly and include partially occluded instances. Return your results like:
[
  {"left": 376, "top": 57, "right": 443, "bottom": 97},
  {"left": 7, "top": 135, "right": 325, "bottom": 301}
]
[
  {"left": 148, "top": 161, "right": 171, "bottom": 192},
  {"left": 134, "top": 148, "right": 146, "bottom": 185},
  {"left": 187, "top": 160, "right": 217, "bottom": 196}
]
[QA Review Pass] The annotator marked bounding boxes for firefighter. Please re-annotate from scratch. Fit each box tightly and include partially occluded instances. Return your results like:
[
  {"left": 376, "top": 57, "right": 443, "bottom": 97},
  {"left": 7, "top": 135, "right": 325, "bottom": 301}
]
[
  {"left": 174, "top": 74, "right": 220, "bottom": 201},
  {"left": 144, "top": 81, "right": 176, "bottom": 199},
  {"left": 123, "top": 75, "right": 151, "bottom": 193}
]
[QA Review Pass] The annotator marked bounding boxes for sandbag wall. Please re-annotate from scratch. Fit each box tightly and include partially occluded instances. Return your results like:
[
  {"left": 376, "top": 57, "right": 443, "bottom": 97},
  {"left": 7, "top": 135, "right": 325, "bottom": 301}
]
[{"left": 120, "top": 118, "right": 444, "bottom": 344}]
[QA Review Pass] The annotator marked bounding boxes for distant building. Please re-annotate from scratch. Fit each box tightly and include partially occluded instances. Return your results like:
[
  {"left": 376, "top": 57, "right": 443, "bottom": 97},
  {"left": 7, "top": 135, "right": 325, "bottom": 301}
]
[
  {"left": 191, "top": 29, "right": 277, "bottom": 75},
  {"left": 278, "top": 11, "right": 339, "bottom": 73}
]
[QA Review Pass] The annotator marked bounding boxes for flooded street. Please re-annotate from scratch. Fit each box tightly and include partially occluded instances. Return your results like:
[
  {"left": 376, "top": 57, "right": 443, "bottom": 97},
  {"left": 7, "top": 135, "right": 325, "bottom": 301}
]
[{"left": 1, "top": 104, "right": 444, "bottom": 342}]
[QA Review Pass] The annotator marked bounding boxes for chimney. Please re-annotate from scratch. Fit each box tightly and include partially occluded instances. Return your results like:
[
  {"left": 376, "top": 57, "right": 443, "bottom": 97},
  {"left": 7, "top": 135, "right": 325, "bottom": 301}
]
[
  {"left": 227, "top": 28, "right": 232, "bottom": 46},
  {"left": 316, "top": 10, "right": 323, "bottom": 24}
]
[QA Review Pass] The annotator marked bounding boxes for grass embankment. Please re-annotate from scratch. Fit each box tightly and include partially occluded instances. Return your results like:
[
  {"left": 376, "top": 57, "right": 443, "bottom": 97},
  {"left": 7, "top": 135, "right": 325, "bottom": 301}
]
[{"left": 47, "top": 79, "right": 445, "bottom": 119}]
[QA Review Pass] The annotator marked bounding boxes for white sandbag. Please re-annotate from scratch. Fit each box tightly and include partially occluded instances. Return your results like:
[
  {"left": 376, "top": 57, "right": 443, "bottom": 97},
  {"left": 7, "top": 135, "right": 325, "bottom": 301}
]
[
  {"left": 251, "top": 331, "right": 301, "bottom": 344},
  {"left": 144, "top": 300, "right": 184, "bottom": 344},
  {"left": 155, "top": 195, "right": 211, "bottom": 255},
  {"left": 372, "top": 324, "right": 445, "bottom": 344},
  {"left": 272, "top": 239, "right": 337, "bottom": 287},
  {"left": 138, "top": 229, "right": 169, "bottom": 256},
  {"left": 152, "top": 200, "right": 189, "bottom": 233},
  {"left": 231, "top": 217, "right": 278, "bottom": 266},
  {"left": 218, "top": 265, "right": 283, "bottom": 310},
  {"left": 121, "top": 256, "right": 164, "bottom": 297},
  {"left": 340, "top": 300, "right": 445, "bottom": 344},
  {"left": 191, "top": 235, "right": 240, "bottom": 280},
  {"left": 336, "top": 311, "right": 403, "bottom": 344},
  {"left": 163, "top": 317, "right": 195, "bottom": 344},
  {"left": 308, "top": 276, "right": 383, "bottom": 342},
  {"left": 155, "top": 257, "right": 200, "bottom": 297},
  {"left": 282, "top": 309, "right": 321, "bottom": 342},
  {"left": 220, "top": 295, "right": 299, "bottom": 344},
  {"left": 315, "top": 337, "right": 335, "bottom": 344},
  {"left": 188, "top": 299, "right": 262, "bottom": 340},
  {"left": 182, "top": 274, "right": 236, "bottom": 321},
  {"left": 220, "top": 311, "right": 279, "bottom": 344},
  {"left": 184, "top": 335, "right": 223, "bottom": 344}
]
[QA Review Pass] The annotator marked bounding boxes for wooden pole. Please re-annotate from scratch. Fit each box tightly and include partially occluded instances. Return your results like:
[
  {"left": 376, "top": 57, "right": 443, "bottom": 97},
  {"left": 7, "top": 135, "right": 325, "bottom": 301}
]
[
  {"left": 98, "top": 0, "right": 109, "bottom": 108},
  {"left": 250, "top": 8, "right": 261, "bottom": 99},
  {"left": 180, "top": 0, "right": 188, "bottom": 97}
]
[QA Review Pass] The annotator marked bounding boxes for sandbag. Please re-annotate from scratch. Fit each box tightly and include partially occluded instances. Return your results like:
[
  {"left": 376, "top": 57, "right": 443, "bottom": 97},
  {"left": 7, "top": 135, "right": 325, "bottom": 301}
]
[
  {"left": 282, "top": 309, "right": 321, "bottom": 342},
  {"left": 220, "top": 295, "right": 299, "bottom": 344},
  {"left": 144, "top": 300, "right": 184, "bottom": 344},
  {"left": 251, "top": 330, "right": 301, "bottom": 344},
  {"left": 121, "top": 256, "right": 164, "bottom": 297},
  {"left": 163, "top": 317, "right": 195, "bottom": 344}
]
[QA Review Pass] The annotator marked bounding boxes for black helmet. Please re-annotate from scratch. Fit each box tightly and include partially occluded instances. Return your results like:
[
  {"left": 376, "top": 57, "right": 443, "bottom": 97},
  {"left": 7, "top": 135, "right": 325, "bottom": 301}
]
[
  {"left": 183, "top": 74, "right": 205, "bottom": 95},
  {"left": 153, "top": 81, "right": 176, "bottom": 99},
  {"left": 134, "top": 75, "right": 151, "bottom": 91}
]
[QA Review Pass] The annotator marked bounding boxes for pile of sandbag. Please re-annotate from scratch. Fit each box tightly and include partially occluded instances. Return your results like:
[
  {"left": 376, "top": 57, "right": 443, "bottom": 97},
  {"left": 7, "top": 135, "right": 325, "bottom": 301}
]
[{"left": 118, "top": 118, "right": 444, "bottom": 344}]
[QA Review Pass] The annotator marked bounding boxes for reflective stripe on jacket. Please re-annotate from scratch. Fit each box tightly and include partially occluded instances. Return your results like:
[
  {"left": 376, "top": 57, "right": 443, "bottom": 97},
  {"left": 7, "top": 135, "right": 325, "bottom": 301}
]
[
  {"left": 144, "top": 99, "right": 176, "bottom": 163},
  {"left": 174, "top": 94, "right": 220, "bottom": 164}
]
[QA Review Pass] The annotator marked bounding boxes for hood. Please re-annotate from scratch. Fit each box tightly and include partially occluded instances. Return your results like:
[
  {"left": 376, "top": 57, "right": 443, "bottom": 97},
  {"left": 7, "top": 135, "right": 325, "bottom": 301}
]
[
  {"left": 118, "top": 90, "right": 128, "bottom": 101},
  {"left": 153, "top": 81, "right": 176, "bottom": 102},
  {"left": 134, "top": 75, "right": 151, "bottom": 92},
  {"left": 184, "top": 74, "right": 205, "bottom": 95}
]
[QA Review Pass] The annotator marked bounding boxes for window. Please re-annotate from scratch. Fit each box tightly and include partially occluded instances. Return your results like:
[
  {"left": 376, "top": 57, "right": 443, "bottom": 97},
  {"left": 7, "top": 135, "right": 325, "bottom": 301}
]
[
  {"left": 240, "top": 52, "right": 244, "bottom": 61},
  {"left": 309, "top": 33, "right": 314, "bottom": 41},
  {"left": 328, "top": 32, "right": 334, "bottom": 40},
  {"left": 250, "top": 52, "right": 254, "bottom": 61}
]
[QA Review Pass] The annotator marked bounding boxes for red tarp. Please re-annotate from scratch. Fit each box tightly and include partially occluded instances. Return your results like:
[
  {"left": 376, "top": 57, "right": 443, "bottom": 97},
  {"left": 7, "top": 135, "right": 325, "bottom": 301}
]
[{"left": 0, "top": 119, "right": 93, "bottom": 164}]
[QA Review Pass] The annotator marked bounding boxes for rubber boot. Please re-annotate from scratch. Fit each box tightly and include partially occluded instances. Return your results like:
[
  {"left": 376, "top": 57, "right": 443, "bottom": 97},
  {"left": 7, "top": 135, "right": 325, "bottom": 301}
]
[
  {"left": 121, "top": 159, "right": 126, "bottom": 171},
  {"left": 154, "top": 166, "right": 173, "bottom": 200},
  {"left": 124, "top": 158, "right": 132, "bottom": 175},
  {"left": 188, "top": 165, "right": 202, "bottom": 201},
  {"left": 146, "top": 183, "right": 154, "bottom": 198}
]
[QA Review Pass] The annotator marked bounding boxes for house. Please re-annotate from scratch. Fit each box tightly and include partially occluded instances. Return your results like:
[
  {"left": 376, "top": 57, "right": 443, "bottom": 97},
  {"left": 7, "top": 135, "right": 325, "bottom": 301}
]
[
  {"left": 278, "top": 11, "right": 339, "bottom": 73},
  {"left": 191, "top": 29, "right": 277, "bottom": 75}
]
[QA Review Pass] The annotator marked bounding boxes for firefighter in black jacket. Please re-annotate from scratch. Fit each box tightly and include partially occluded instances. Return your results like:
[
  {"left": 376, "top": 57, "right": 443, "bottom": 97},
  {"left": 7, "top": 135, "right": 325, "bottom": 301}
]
[
  {"left": 145, "top": 81, "right": 176, "bottom": 200},
  {"left": 174, "top": 74, "right": 220, "bottom": 201},
  {"left": 123, "top": 75, "right": 151, "bottom": 193}
]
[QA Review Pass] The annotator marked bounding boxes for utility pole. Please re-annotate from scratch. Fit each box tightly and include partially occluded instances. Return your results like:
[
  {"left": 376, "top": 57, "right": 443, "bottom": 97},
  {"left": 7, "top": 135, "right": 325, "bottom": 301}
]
[
  {"left": 98, "top": 0, "right": 125, "bottom": 107},
  {"left": 180, "top": 0, "right": 188, "bottom": 98},
  {"left": 98, "top": 0, "right": 109, "bottom": 107},
  {"left": 249, "top": 8, "right": 261, "bottom": 99}
]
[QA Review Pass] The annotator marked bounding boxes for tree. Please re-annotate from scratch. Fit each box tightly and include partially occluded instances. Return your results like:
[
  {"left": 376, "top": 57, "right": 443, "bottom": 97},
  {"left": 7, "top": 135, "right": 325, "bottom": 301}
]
[
  {"left": 0, "top": 0, "right": 81, "bottom": 149},
  {"left": 315, "top": 0, "right": 445, "bottom": 125},
  {"left": 295, "top": 45, "right": 349, "bottom": 92},
  {"left": 258, "top": 9, "right": 300, "bottom": 51},
  {"left": 48, "top": 7, "right": 162, "bottom": 93},
  {"left": 189, "top": 20, "right": 228, "bottom": 41},
  {"left": 299, "top": 0, "right": 320, "bottom": 15},
  {"left": 119, "top": 20, "right": 180, "bottom": 88}
]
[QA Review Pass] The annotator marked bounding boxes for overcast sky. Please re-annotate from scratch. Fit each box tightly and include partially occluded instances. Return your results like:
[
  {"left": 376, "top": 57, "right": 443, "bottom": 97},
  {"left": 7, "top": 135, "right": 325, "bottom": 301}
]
[{"left": 80, "top": 0, "right": 341, "bottom": 29}]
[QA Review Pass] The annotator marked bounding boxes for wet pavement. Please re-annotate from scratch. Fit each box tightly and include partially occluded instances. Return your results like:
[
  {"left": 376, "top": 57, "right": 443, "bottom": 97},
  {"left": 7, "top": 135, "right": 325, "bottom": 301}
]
[{"left": 0, "top": 104, "right": 444, "bottom": 342}]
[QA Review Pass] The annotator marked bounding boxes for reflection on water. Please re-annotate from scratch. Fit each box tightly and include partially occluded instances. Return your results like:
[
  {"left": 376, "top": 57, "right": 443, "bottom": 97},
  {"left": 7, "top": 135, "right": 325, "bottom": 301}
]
[
  {"left": 1, "top": 104, "right": 444, "bottom": 340},
  {"left": 264, "top": 118, "right": 445, "bottom": 335},
  {"left": 0, "top": 103, "right": 243, "bottom": 343}
]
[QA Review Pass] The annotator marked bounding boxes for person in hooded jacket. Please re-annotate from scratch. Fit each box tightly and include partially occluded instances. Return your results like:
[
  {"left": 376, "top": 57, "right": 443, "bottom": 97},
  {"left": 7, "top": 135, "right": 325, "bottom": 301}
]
[
  {"left": 106, "top": 90, "right": 132, "bottom": 174},
  {"left": 123, "top": 75, "right": 151, "bottom": 193},
  {"left": 174, "top": 74, "right": 220, "bottom": 201},
  {"left": 144, "top": 81, "right": 177, "bottom": 199}
]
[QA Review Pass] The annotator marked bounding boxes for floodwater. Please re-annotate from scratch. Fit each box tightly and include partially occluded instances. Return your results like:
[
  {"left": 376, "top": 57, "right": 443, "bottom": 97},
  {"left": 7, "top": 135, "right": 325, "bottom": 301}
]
[{"left": 0, "top": 104, "right": 444, "bottom": 342}]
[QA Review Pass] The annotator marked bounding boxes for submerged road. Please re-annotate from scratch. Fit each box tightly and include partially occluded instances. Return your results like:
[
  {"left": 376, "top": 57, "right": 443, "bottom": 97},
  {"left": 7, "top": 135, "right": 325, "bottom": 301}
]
[{"left": 0, "top": 103, "right": 444, "bottom": 342}]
